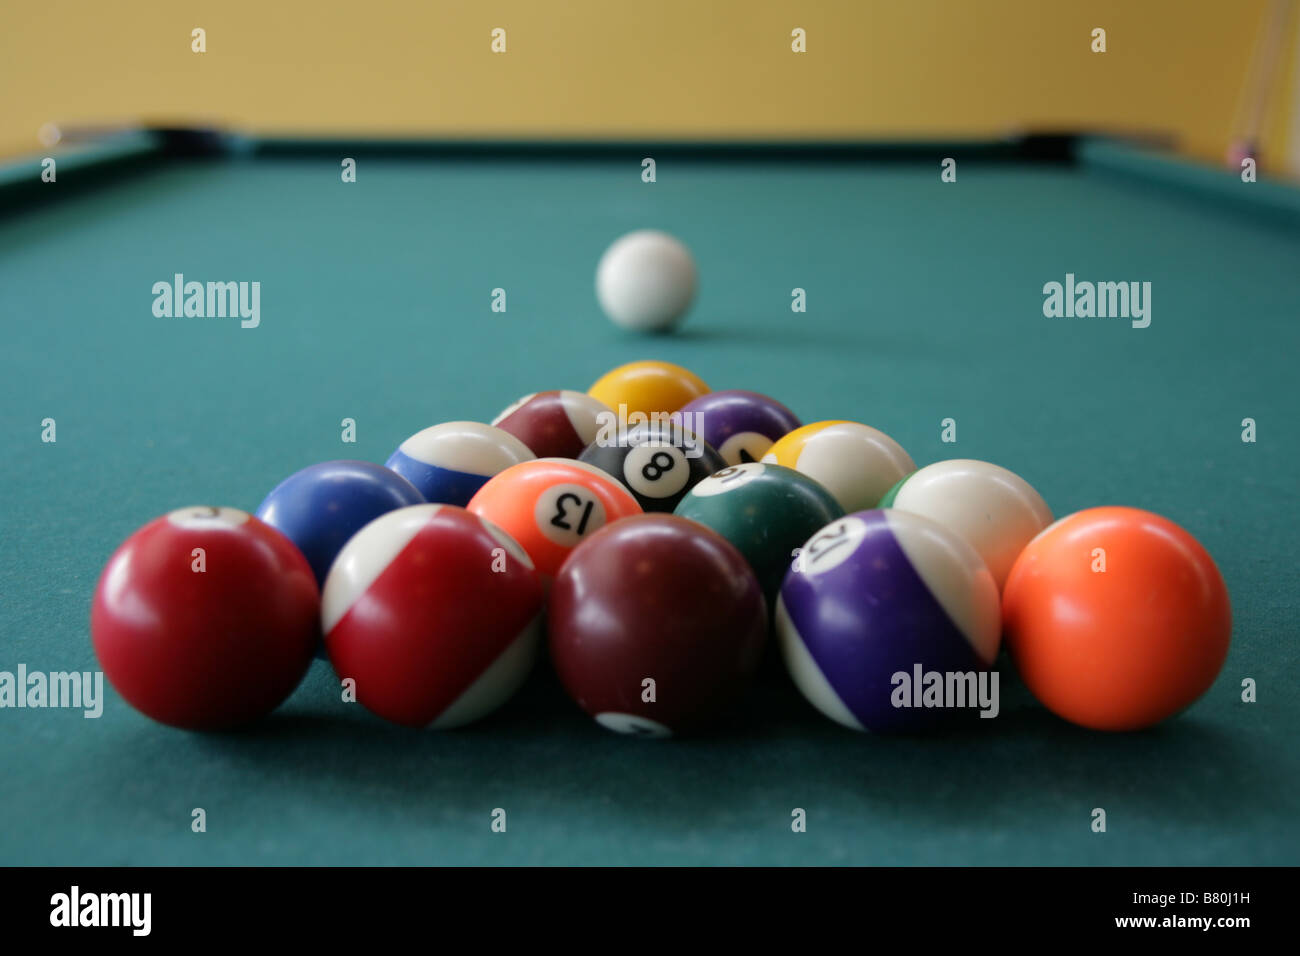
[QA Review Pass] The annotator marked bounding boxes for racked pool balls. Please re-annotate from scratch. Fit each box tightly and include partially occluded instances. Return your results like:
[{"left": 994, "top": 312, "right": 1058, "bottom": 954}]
[
  {"left": 679, "top": 389, "right": 801, "bottom": 466},
  {"left": 674, "top": 462, "right": 843, "bottom": 601},
  {"left": 776, "top": 510, "right": 1000, "bottom": 733},
  {"left": 466, "top": 458, "right": 642, "bottom": 579},
  {"left": 549, "top": 514, "right": 766, "bottom": 737},
  {"left": 578, "top": 421, "right": 725, "bottom": 513},
  {"left": 491, "top": 390, "right": 614, "bottom": 459},
  {"left": 588, "top": 359, "right": 709, "bottom": 420},
  {"left": 255, "top": 459, "right": 425, "bottom": 585},
  {"left": 878, "top": 458, "right": 1052, "bottom": 590},
  {"left": 762, "top": 420, "right": 914, "bottom": 513},
  {"left": 323, "top": 505, "right": 544, "bottom": 728},
  {"left": 1002, "top": 506, "right": 1231, "bottom": 731},
  {"left": 91, "top": 506, "right": 319, "bottom": 730},
  {"left": 386, "top": 421, "right": 534, "bottom": 506}
]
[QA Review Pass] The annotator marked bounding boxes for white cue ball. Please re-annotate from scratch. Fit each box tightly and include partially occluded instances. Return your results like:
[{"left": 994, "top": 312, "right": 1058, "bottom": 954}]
[{"left": 595, "top": 229, "right": 697, "bottom": 332}]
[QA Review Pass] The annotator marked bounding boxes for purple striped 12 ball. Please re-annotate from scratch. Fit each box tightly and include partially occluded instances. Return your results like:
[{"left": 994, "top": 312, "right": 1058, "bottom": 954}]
[
  {"left": 776, "top": 509, "right": 1000, "bottom": 732},
  {"left": 678, "top": 390, "right": 801, "bottom": 466}
]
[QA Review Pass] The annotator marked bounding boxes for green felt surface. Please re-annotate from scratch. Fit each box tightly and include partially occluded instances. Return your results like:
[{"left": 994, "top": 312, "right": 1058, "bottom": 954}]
[{"left": 1, "top": 143, "right": 1298, "bottom": 865}]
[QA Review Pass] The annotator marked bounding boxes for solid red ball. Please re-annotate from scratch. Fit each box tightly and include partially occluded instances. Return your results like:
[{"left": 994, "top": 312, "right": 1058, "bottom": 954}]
[{"left": 91, "top": 506, "right": 319, "bottom": 730}]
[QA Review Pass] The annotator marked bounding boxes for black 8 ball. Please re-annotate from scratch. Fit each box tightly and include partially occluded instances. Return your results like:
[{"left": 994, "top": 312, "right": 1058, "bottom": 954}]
[{"left": 578, "top": 422, "right": 725, "bottom": 512}]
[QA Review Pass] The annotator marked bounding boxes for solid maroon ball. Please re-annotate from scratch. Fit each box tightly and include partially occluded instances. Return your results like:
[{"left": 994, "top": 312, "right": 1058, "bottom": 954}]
[
  {"left": 91, "top": 506, "right": 320, "bottom": 730},
  {"left": 548, "top": 513, "right": 766, "bottom": 737}
]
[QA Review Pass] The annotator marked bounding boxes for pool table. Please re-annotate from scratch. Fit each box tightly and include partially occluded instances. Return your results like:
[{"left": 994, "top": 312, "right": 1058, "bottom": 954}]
[{"left": 1, "top": 133, "right": 1297, "bottom": 866}]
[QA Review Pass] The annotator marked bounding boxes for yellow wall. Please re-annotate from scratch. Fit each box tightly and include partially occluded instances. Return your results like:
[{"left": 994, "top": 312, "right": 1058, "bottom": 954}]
[{"left": 2, "top": 0, "right": 1296, "bottom": 169}]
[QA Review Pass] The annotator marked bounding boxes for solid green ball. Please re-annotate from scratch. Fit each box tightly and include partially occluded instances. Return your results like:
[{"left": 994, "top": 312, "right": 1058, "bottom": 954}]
[{"left": 673, "top": 461, "right": 844, "bottom": 602}]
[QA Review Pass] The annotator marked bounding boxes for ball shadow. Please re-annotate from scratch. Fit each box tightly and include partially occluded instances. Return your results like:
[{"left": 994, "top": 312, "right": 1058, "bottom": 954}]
[{"left": 84, "top": 653, "right": 1275, "bottom": 865}]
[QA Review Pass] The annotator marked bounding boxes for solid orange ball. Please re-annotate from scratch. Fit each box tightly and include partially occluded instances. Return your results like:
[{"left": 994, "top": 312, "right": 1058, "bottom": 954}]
[{"left": 1002, "top": 506, "right": 1231, "bottom": 731}]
